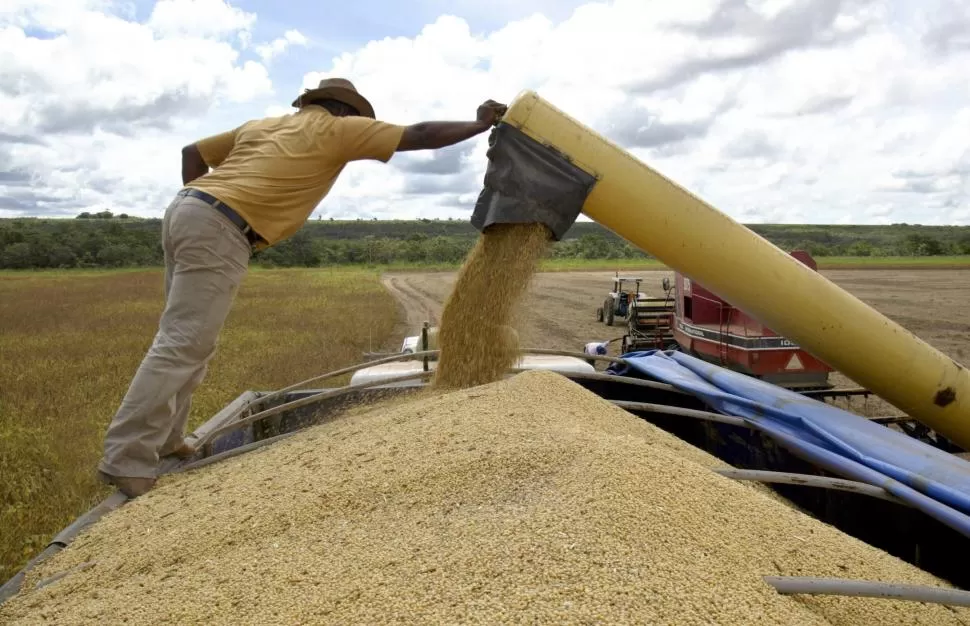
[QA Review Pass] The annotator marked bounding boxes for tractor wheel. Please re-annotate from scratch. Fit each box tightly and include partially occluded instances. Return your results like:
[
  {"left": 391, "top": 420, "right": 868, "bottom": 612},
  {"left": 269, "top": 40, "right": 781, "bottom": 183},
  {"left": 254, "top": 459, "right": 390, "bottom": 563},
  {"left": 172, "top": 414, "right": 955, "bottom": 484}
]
[
  {"left": 596, "top": 307, "right": 603, "bottom": 322},
  {"left": 606, "top": 306, "right": 615, "bottom": 326}
]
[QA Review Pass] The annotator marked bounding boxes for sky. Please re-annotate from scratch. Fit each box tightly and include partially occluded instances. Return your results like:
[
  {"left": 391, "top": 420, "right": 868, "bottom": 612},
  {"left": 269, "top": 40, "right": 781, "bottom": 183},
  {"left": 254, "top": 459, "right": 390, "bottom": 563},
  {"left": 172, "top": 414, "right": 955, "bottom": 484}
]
[{"left": 1, "top": 0, "right": 968, "bottom": 225}]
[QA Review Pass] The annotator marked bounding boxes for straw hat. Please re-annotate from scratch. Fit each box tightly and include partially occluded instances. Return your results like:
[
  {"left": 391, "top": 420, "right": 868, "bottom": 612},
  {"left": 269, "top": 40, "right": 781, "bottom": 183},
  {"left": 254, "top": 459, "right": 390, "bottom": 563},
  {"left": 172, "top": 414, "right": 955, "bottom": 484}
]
[{"left": 291, "top": 77, "right": 375, "bottom": 118}]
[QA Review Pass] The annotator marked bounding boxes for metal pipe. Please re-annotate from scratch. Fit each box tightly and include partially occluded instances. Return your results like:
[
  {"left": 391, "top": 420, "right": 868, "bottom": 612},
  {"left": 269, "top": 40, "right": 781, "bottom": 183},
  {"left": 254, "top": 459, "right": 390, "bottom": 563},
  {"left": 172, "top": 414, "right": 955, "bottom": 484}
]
[
  {"left": 748, "top": 417, "right": 970, "bottom": 538},
  {"left": 0, "top": 545, "right": 62, "bottom": 605},
  {"left": 514, "top": 368, "right": 682, "bottom": 395},
  {"left": 764, "top": 576, "right": 970, "bottom": 607},
  {"left": 183, "top": 368, "right": 680, "bottom": 471},
  {"left": 179, "top": 390, "right": 262, "bottom": 460},
  {"left": 244, "top": 349, "right": 440, "bottom": 409},
  {"left": 34, "top": 561, "right": 97, "bottom": 592},
  {"left": 421, "top": 322, "right": 429, "bottom": 373},
  {"left": 610, "top": 399, "right": 749, "bottom": 428},
  {"left": 0, "top": 391, "right": 266, "bottom": 606},
  {"left": 200, "top": 355, "right": 650, "bottom": 448},
  {"left": 525, "top": 348, "right": 630, "bottom": 368},
  {"left": 197, "top": 370, "right": 435, "bottom": 447},
  {"left": 241, "top": 348, "right": 633, "bottom": 417},
  {"left": 0, "top": 490, "right": 129, "bottom": 606},
  {"left": 171, "top": 431, "right": 299, "bottom": 474},
  {"left": 801, "top": 387, "right": 870, "bottom": 399},
  {"left": 502, "top": 90, "right": 970, "bottom": 449},
  {"left": 49, "top": 491, "right": 128, "bottom": 546},
  {"left": 609, "top": 400, "right": 925, "bottom": 513},
  {"left": 714, "top": 469, "right": 908, "bottom": 506},
  {"left": 0, "top": 374, "right": 432, "bottom": 603},
  {"left": 190, "top": 366, "right": 681, "bottom": 470}
]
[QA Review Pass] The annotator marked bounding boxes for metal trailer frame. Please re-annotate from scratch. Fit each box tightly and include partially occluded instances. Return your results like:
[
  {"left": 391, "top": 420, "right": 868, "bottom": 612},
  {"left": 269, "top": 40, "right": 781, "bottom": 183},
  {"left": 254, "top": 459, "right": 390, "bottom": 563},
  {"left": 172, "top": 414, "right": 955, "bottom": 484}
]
[
  {"left": 3, "top": 350, "right": 969, "bottom": 606},
  {"left": 621, "top": 295, "right": 677, "bottom": 354}
]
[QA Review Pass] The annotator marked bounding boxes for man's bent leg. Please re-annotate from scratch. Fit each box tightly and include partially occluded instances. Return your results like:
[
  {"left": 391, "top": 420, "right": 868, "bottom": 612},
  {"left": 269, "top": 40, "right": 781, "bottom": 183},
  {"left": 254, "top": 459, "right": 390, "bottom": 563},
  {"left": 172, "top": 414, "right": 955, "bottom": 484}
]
[{"left": 99, "top": 198, "right": 249, "bottom": 479}]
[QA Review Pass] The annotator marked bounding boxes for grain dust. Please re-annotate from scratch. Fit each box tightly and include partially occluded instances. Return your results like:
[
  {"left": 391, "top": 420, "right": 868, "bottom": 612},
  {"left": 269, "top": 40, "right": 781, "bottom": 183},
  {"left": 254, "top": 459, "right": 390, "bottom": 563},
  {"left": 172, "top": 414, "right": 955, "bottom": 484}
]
[
  {"left": 2, "top": 370, "right": 966, "bottom": 625},
  {"left": 433, "top": 223, "right": 552, "bottom": 389}
]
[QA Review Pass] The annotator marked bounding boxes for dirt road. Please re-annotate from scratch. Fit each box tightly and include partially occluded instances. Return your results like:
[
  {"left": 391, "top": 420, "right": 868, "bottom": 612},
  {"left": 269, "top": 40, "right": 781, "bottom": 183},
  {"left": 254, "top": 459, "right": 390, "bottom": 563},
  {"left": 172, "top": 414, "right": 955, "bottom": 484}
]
[
  {"left": 384, "top": 269, "right": 969, "bottom": 356},
  {"left": 381, "top": 268, "right": 970, "bottom": 415},
  {"left": 382, "top": 270, "right": 674, "bottom": 353}
]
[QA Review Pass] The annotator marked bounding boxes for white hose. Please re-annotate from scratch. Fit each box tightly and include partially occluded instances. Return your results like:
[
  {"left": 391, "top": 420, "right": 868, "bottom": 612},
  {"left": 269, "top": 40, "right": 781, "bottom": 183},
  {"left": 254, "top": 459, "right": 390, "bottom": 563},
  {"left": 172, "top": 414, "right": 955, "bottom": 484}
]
[
  {"left": 610, "top": 399, "right": 748, "bottom": 428},
  {"left": 715, "top": 469, "right": 907, "bottom": 506},
  {"left": 764, "top": 576, "right": 970, "bottom": 607}
]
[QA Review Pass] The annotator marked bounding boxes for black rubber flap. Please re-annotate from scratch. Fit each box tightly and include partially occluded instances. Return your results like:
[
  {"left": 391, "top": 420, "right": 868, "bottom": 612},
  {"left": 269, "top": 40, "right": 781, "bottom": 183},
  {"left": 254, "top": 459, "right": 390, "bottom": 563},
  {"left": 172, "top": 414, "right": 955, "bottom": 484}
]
[{"left": 470, "top": 123, "right": 596, "bottom": 241}]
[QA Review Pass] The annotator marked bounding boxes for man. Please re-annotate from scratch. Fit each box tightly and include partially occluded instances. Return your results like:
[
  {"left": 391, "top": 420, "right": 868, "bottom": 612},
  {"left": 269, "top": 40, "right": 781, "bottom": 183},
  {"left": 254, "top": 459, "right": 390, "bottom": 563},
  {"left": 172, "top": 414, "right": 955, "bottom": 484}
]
[
  {"left": 98, "top": 77, "right": 508, "bottom": 497},
  {"left": 583, "top": 340, "right": 609, "bottom": 367}
]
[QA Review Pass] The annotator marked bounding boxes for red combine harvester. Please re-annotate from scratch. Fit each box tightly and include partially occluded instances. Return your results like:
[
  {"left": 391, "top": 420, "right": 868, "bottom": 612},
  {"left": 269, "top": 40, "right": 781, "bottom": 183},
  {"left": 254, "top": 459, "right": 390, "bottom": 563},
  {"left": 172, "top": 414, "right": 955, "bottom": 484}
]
[{"left": 617, "top": 250, "right": 834, "bottom": 390}]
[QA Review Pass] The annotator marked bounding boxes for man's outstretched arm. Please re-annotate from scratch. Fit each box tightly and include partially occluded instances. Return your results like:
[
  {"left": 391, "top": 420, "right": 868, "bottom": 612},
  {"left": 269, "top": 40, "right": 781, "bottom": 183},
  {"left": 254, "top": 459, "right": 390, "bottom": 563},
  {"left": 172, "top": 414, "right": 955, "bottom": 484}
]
[{"left": 396, "top": 100, "right": 507, "bottom": 152}]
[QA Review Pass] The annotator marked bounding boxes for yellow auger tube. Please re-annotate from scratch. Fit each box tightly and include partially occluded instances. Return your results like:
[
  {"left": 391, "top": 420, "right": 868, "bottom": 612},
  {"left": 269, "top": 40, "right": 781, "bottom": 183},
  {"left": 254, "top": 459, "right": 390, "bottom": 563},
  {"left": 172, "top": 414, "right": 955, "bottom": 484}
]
[{"left": 503, "top": 90, "right": 970, "bottom": 448}]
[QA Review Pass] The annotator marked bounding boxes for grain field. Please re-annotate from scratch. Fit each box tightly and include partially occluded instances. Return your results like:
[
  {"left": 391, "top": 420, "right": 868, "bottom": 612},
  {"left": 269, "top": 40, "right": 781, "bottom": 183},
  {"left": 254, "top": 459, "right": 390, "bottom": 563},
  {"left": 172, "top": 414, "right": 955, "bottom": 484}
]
[{"left": 0, "top": 268, "right": 396, "bottom": 582}]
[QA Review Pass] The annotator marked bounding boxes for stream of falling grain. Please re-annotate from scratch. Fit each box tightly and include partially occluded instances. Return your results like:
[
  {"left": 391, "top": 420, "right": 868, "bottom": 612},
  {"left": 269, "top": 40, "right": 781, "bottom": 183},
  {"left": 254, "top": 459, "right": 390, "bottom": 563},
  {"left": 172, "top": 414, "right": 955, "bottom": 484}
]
[{"left": 433, "top": 223, "right": 552, "bottom": 389}]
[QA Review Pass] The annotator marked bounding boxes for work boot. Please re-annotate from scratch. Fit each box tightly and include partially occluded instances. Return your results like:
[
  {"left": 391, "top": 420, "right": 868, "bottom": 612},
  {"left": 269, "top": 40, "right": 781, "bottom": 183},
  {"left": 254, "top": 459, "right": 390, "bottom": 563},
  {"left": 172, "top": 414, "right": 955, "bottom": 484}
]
[
  {"left": 160, "top": 440, "right": 198, "bottom": 460},
  {"left": 97, "top": 470, "right": 156, "bottom": 499}
]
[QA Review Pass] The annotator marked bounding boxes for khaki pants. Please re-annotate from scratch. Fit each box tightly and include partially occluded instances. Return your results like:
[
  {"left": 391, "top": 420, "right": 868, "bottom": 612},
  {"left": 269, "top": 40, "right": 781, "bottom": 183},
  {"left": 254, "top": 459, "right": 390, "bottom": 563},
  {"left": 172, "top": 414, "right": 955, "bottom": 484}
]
[{"left": 99, "top": 194, "right": 251, "bottom": 478}]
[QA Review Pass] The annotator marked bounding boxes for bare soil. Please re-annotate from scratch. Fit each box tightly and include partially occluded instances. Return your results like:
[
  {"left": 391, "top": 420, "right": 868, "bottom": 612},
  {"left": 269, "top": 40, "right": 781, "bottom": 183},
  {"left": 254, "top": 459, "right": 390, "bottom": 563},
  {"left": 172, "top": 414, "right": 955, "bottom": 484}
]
[{"left": 381, "top": 269, "right": 970, "bottom": 416}]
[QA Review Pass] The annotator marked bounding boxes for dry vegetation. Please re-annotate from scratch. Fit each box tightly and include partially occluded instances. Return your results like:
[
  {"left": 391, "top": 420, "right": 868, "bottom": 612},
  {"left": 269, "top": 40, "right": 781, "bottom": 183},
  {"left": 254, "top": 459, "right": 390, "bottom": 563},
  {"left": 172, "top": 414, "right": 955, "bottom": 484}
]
[{"left": 0, "top": 268, "right": 396, "bottom": 581}]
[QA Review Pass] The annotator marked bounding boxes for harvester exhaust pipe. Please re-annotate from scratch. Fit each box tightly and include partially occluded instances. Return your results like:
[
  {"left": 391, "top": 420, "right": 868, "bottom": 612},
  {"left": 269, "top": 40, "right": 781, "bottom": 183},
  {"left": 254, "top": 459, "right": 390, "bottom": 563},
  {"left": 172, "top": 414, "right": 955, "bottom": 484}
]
[
  {"left": 470, "top": 122, "right": 596, "bottom": 241},
  {"left": 470, "top": 90, "right": 970, "bottom": 450}
]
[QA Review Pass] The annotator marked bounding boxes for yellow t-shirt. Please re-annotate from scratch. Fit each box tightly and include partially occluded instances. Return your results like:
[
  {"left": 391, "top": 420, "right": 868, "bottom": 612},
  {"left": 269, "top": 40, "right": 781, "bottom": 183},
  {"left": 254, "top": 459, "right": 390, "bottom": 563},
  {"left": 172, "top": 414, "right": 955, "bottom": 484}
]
[{"left": 187, "top": 105, "right": 405, "bottom": 248}]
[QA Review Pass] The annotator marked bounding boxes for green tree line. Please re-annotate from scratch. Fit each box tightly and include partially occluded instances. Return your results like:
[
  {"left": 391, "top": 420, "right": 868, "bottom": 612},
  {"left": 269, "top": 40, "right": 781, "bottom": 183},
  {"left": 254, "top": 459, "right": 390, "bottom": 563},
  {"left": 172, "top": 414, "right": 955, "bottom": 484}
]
[{"left": 2, "top": 213, "right": 969, "bottom": 270}]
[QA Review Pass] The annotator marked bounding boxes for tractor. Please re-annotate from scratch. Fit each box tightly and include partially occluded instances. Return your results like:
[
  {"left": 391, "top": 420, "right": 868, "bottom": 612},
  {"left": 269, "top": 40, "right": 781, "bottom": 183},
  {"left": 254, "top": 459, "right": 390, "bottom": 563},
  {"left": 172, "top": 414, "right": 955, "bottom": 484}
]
[
  {"left": 595, "top": 274, "right": 676, "bottom": 352},
  {"left": 596, "top": 275, "right": 646, "bottom": 326}
]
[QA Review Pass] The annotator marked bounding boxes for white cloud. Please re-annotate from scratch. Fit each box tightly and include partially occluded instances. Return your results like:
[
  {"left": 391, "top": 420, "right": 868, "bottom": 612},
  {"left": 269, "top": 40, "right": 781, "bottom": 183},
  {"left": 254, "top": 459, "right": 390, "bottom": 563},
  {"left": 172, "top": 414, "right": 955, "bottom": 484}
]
[
  {"left": 256, "top": 29, "right": 308, "bottom": 63},
  {"left": 0, "top": 0, "right": 110, "bottom": 30},
  {"left": 2, "top": 0, "right": 970, "bottom": 227},
  {"left": 289, "top": 0, "right": 970, "bottom": 225},
  {"left": 0, "top": 0, "right": 279, "bottom": 216},
  {"left": 148, "top": 0, "right": 256, "bottom": 40}
]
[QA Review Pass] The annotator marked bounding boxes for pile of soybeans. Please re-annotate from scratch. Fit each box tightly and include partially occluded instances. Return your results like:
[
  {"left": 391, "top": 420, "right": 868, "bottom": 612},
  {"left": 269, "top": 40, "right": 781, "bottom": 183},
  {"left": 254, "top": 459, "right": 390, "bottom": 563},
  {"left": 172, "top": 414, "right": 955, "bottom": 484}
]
[{"left": 2, "top": 370, "right": 967, "bottom": 625}]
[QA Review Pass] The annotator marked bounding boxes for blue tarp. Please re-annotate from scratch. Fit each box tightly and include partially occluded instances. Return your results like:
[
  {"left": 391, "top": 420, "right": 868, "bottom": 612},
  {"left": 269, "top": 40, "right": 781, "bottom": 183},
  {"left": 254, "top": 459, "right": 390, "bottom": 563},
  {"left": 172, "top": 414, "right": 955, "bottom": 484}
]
[{"left": 608, "top": 350, "right": 970, "bottom": 537}]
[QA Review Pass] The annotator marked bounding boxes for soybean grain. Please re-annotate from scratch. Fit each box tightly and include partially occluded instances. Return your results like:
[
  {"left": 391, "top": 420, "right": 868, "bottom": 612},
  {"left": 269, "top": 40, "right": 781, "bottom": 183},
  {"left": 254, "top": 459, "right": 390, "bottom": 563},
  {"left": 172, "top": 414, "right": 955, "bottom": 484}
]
[
  {"left": 1, "top": 371, "right": 966, "bottom": 625},
  {"left": 433, "top": 223, "right": 552, "bottom": 389}
]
